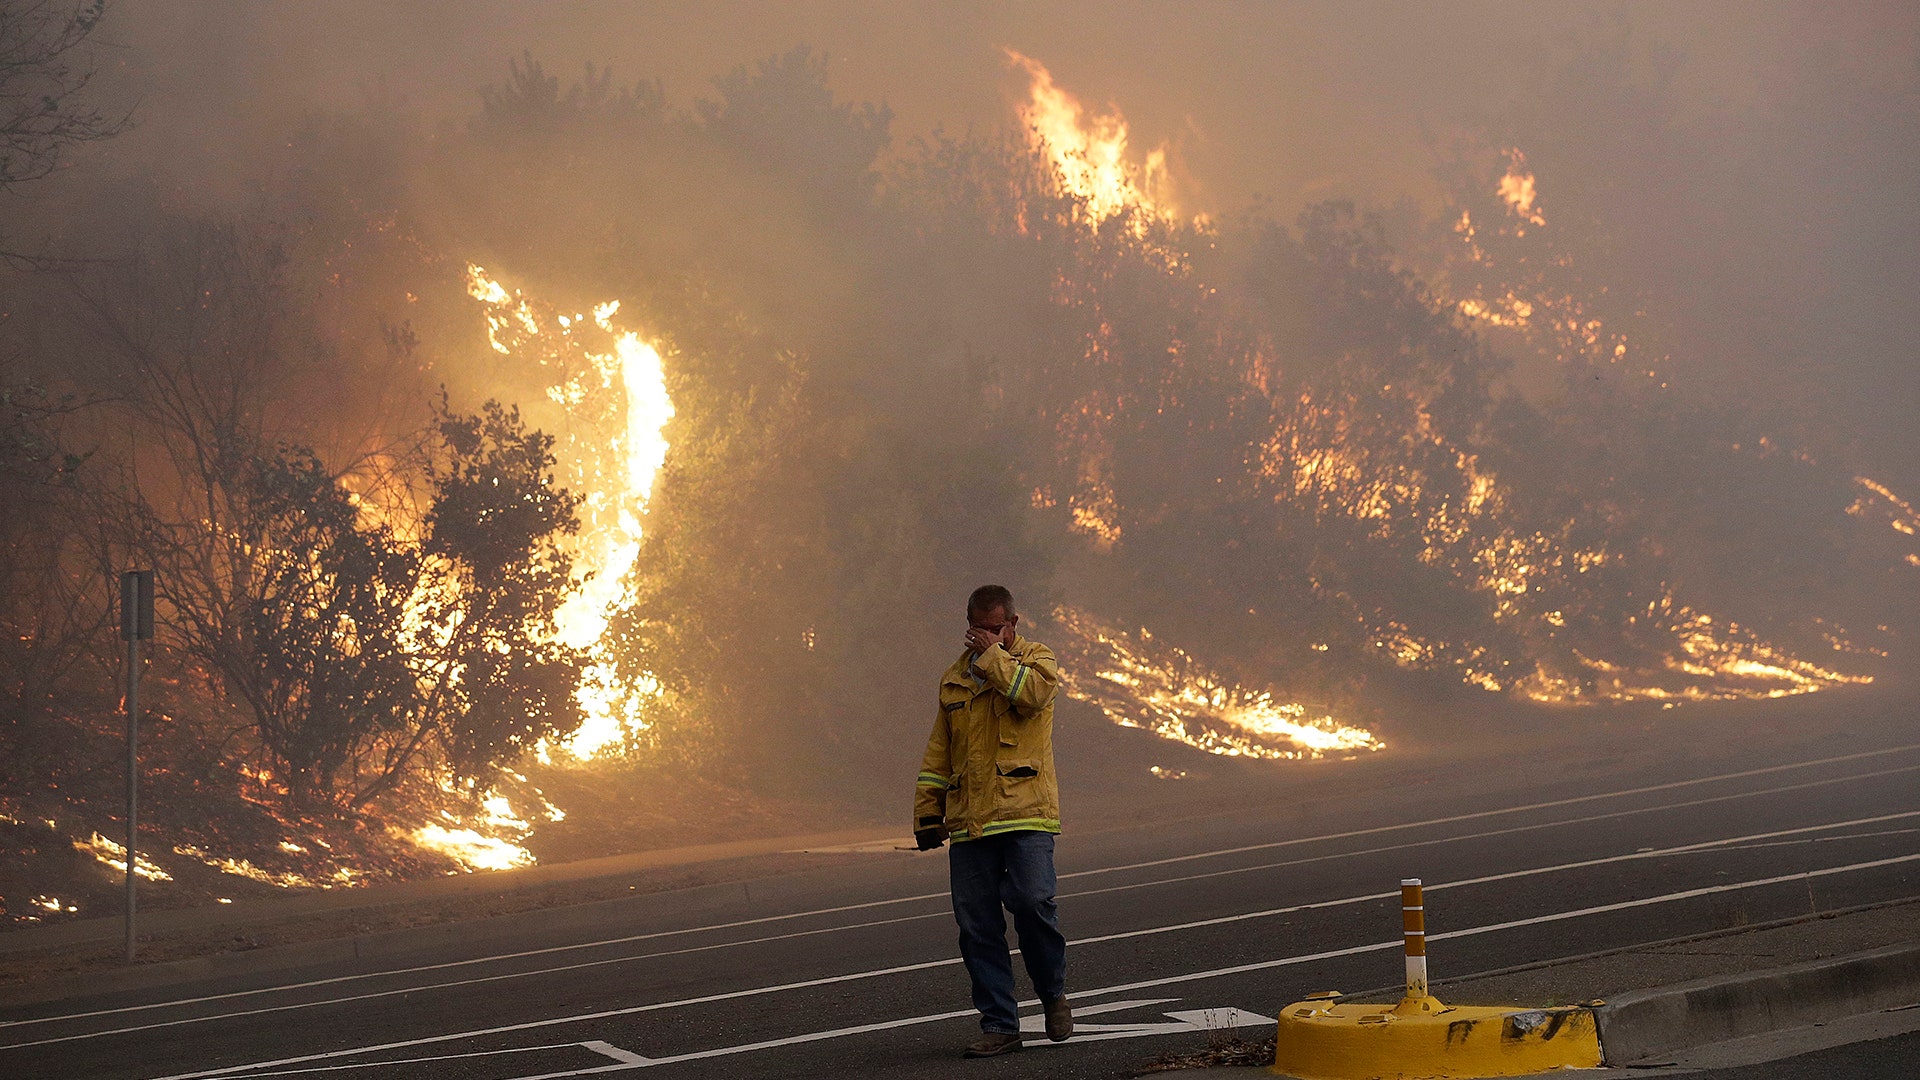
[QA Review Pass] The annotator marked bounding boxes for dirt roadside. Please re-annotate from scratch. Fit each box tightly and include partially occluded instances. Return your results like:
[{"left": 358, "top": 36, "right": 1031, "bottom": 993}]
[{"left": 0, "top": 829, "right": 898, "bottom": 993}]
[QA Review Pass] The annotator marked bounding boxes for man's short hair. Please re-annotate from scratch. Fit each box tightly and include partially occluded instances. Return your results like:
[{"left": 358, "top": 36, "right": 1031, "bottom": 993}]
[{"left": 968, "top": 584, "right": 1015, "bottom": 620}]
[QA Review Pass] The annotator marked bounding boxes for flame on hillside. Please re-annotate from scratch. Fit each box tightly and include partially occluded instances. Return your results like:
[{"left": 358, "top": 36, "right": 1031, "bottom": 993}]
[
  {"left": 1853, "top": 476, "right": 1920, "bottom": 544},
  {"left": 1498, "top": 148, "right": 1547, "bottom": 230},
  {"left": 1006, "top": 56, "right": 1192, "bottom": 552},
  {"left": 1518, "top": 604, "right": 1876, "bottom": 704},
  {"left": 172, "top": 843, "right": 362, "bottom": 888},
  {"left": 1454, "top": 152, "right": 1639, "bottom": 374},
  {"left": 997, "top": 72, "right": 1870, "bottom": 709},
  {"left": 465, "top": 265, "right": 673, "bottom": 758},
  {"left": 1260, "top": 391, "right": 1877, "bottom": 703},
  {"left": 1008, "top": 50, "right": 1176, "bottom": 232},
  {"left": 1051, "top": 606, "right": 1383, "bottom": 759},
  {"left": 74, "top": 833, "right": 172, "bottom": 881},
  {"left": 413, "top": 794, "right": 539, "bottom": 872},
  {"left": 383, "top": 268, "right": 678, "bottom": 872}
]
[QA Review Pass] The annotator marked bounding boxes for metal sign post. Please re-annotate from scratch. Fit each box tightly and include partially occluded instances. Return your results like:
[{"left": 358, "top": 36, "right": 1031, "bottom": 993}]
[{"left": 120, "top": 570, "right": 154, "bottom": 964}]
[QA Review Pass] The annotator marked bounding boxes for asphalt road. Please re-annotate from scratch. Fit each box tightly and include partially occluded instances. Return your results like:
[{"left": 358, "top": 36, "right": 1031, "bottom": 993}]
[
  {"left": 1692, "top": 1028, "right": 1920, "bottom": 1079},
  {"left": 5, "top": 719, "right": 1920, "bottom": 1080}
]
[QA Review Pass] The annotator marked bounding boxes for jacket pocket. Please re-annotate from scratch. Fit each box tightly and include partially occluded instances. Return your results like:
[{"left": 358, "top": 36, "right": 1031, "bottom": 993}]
[{"left": 995, "top": 758, "right": 1043, "bottom": 815}]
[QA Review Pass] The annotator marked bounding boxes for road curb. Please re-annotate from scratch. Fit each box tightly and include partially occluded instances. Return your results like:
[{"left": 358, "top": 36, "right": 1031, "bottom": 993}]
[{"left": 1594, "top": 938, "right": 1920, "bottom": 1066}]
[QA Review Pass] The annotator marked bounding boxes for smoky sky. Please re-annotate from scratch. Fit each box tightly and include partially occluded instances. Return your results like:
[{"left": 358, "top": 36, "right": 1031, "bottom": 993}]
[{"left": 57, "top": 0, "right": 1920, "bottom": 486}]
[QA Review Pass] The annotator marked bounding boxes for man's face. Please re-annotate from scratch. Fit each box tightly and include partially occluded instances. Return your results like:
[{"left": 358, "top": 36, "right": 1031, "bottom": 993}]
[{"left": 966, "top": 606, "right": 1018, "bottom": 651}]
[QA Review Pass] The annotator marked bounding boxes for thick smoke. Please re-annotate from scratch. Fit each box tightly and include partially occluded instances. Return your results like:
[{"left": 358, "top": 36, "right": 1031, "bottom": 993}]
[
  {"left": 44, "top": 2, "right": 1915, "bottom": 481},
  {"left": 0, "top": 2, "right": 1915, "bottom": 899}
]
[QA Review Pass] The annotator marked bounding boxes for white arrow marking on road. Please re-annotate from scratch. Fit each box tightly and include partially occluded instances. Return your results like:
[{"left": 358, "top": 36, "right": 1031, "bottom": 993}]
[
  {"left": 1016, "top": 997, "right": 1176, "bottom": 1032},
  {"left": 580, "top": 1040, "right": 647, "bottom": 1064},
  {"left": 1018, "top": 1000, "right": 1277, "bottom": 1043}
]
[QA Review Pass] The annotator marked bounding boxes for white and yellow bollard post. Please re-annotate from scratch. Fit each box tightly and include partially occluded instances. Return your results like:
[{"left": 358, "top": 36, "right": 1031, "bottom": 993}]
[
  {"left": 1391, "top": 877, "right": 1443, "bottom": 1015},
  {"left": 1270, "top": 877, "right": 1604, "bottom": 1079}
]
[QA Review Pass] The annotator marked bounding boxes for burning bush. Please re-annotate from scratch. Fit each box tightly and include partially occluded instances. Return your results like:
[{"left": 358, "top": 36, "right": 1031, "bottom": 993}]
[{"left": 0, "top": 35, "right": 1910, "bottom": 911}]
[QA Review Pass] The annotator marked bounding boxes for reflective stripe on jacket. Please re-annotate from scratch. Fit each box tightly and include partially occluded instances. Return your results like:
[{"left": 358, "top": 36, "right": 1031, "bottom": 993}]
[{"left": 913, "top": 635, "right": 1061, "bottom": 841}]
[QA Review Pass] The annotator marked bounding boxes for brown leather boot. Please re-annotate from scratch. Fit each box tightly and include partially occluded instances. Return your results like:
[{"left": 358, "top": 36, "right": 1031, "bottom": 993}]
[
  {"left": 962, "top": 1031, "right": 1024, "bottom": 1057},
  {"left": 1043, "top": 996, "right": 1073, "bottom": 1041}
]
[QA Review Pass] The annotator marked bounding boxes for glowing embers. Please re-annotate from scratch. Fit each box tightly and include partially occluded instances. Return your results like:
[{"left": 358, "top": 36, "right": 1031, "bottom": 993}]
[
  {"left": 1520, "top": 602, "right": 1875, "bottom": 705},
  {"left": 73, "top": 833, "right": 172, "bottom": 881},
  {"left": 1256, "top": 392, "right": 1872, "bottom": 703},
  {"left": 1851, "top": 477, "right": 1920, "bottom": 558},
  {"left": 1451, "top": 150, "right": 1638, "bottom": 372},
  {"left": 1497, "top": 148, "right": 1547, "bottom": 230},
  {"left": 410, "top": 792, "right": 554, "bottom": 873},
  {"left": 1050, "top": 606, "right": 1383, "bottom": 760},
  {"left": 1068, "top": 479, "right": 1123, "bottom": 549},
  {"left": 1456, "top": 295, "right": 1534, "bottom": 329},
  {"left": 465, "top": 266, "right": 674, "bottom": 759},
  {"left": 172, "top": 843, "right": 360, "bottom": 889},
  {"left": 1006, "top": 50, "right": 1175, "bottom": 233}
]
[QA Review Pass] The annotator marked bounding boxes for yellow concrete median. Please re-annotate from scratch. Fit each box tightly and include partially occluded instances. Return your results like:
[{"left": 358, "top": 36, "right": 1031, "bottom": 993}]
[
  {"left": 1271, "top": 880, "right": 1602, "bottom": 1078},
  {"left": 1270, "top": 996, "right": 1602, "bottom": 1080}
]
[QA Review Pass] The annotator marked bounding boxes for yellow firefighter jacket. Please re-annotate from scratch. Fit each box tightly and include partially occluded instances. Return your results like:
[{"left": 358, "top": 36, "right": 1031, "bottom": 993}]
[{"left": 914, "top": 635, "right": 1061, "bottom": 841}]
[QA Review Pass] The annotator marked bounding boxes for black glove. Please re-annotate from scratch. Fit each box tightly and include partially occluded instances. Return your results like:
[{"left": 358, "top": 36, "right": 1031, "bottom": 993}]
[{"left": 915, "top": 826, "right": 948, "bottom": 851}]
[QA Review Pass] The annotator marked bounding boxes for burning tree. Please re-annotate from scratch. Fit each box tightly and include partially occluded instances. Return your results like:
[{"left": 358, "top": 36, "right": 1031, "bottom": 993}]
[
  {"left": 39, "top": 209, "right": 587, "bottom": 812},
  {"left": 183, "top": 403, "right": 584, "bottom": 811}
]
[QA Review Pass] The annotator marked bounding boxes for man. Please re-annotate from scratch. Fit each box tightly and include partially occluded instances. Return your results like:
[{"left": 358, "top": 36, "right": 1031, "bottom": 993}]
[{"left": 914, "top": 584, "right": 1073, "bottom": 1058}]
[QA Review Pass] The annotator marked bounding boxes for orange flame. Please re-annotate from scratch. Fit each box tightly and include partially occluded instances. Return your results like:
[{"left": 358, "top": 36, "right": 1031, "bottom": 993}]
[
  {"left": 1498, "top": 148, "right": 1547, "bottom": 229},
  {"left": 464, "top": 266, "right": 674, "bottom": 757},
  {"left": 1051, "top": 606, "right": 1383, "bottom": 759},
  {"left": 1006, "top": 49, "right": 1175, "bottom": 231},
  {"left": 1453, "top": 149, "right": 1641, "bottom": 371}
]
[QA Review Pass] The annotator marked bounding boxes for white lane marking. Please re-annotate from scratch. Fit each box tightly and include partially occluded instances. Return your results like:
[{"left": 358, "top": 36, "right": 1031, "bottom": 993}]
[
  {"left": 1062, "top": 743, "right": 1920, "bottom": 881},
  {"left": 15, "top": 752, "right": 1915, "bottom": 1034},
  {"left": 123, "top": 838, "right": 1920, "bottom": 1080},
  {"left": 1425, "top": 853, "right": 1920, "bottom": 946},
  {"left": 579, "top": 1041, "right": 647, "bottom": 1064},
  {"left": 139, "top": 1004, "right": 1210, "bottom": 1078},
  {"left": 168, "top": 851, "right": 1920, "bottom": 1080},
  {"left": 1065, "top": 763, "right": 1920, "bottom": 901},
  {"left": 1163, "top": 1006, "right": 1274, "bottom": 1027},
  {"left": 171, "top": 1041, "right": 572, "bottom": 1076},
  {"left": 0, "top": 930, "right": 960, "bottom": 1045},
  {"left": 14, "top": 805, "right": 1914, "bottom": 1053},
  {"left": 164, "top": 1003, "right": 1274, "bottom": 1076},
  {"left": 1699, "top": 828, "right": 1920, "bottom": 853},
  {"left": 1059, "top": 809, "right": 1920, "bottom": 950},
  {"left": 140, "top": 1004, "right": 981, "bottom": 1080},
  {"left": 1057, "top": 853, "right": 1920, "bottom": 1006},
  {"left": 1816, "top": 828, "right": 1920, "bottom": 842},
  {"left": 0, "top": 891, "right": 950, "bottom": 1029}
]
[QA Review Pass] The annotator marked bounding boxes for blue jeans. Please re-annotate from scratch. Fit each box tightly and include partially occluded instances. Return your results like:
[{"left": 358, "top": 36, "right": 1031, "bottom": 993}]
[{"left": 949, "top": 830, "right": 1067, "bottom": 1034}]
